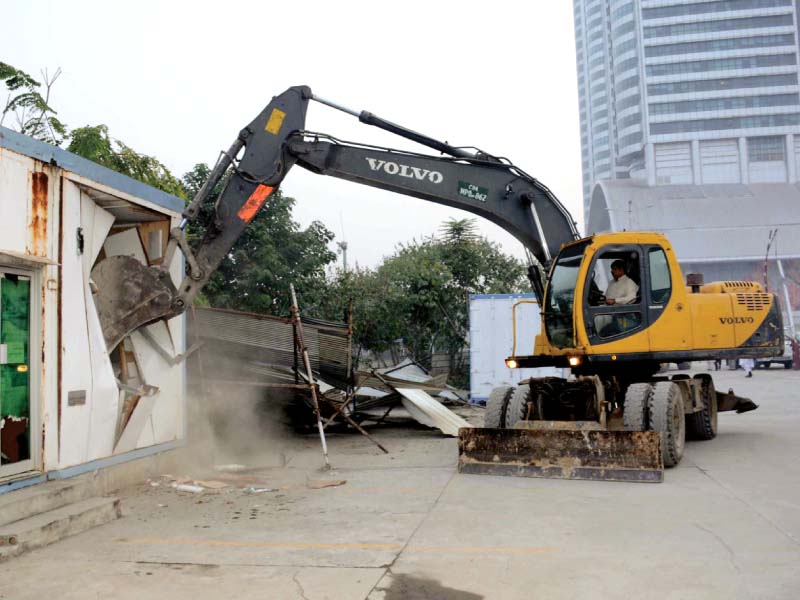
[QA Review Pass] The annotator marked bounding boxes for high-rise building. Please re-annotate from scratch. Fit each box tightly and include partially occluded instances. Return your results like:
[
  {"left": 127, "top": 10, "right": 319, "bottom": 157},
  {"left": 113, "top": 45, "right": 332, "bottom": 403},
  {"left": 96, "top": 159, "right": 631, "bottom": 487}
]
[
  {"left": 574, "top": 0, "right": 800, "bottom": 223},
  {"left": 574, "top": 0, "right": 800, "bottom": 332}
]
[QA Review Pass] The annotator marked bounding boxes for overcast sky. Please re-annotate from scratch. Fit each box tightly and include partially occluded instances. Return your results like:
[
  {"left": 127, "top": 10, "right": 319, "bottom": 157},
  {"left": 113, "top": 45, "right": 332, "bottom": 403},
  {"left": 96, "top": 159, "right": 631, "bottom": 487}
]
[{"left": 3, "top": 0, "right": 582, "bottom": 268}]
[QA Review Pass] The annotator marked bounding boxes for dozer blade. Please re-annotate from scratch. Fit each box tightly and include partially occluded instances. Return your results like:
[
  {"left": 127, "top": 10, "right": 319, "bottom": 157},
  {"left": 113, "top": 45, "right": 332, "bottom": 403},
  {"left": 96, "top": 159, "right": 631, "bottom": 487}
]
[
  {"left": 91, "top": 255, "right": 178, "bottom": 350},
  {"left": 458, "top": 427, "right": 663, "bottom": 483}
]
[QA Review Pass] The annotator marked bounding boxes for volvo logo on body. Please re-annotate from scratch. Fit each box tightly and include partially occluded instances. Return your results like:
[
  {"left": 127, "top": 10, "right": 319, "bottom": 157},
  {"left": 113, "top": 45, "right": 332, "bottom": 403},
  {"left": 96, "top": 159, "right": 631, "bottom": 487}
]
[
  {"left": 719, "top": 316, "right": 755, "bottom": 325},
  {"left": 365, "top": 157, "right": 444, "bottom": 184}
]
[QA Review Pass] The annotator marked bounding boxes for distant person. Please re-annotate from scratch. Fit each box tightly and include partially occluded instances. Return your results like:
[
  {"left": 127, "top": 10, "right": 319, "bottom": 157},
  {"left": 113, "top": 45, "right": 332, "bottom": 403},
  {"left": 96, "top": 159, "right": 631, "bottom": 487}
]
[
  {"left": 741, "top": 357, "right": 755, "bottom": 378},
  {"left": 604, "top": 260, "right": 638, "bottom": 305}
]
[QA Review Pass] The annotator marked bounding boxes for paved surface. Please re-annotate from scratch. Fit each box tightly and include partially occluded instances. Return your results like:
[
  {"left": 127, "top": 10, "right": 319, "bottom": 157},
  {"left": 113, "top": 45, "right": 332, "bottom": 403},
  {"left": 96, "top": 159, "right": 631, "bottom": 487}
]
[{"left": 1, "top": 368, "right": 799, "bottom": 599}]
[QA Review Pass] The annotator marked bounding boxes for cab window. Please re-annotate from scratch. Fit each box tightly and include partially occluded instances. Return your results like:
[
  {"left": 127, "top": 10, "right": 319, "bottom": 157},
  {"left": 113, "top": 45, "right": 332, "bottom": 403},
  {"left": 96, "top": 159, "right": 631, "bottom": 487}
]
[
  {"left": 544, "top": 241, "right": 589, "bottom": 348},
  {"left": 585, "top": 248, "right": 643, "bottom": 340},
  {"left": 648, "top": 248, "right": 671, "bottom": 305}
]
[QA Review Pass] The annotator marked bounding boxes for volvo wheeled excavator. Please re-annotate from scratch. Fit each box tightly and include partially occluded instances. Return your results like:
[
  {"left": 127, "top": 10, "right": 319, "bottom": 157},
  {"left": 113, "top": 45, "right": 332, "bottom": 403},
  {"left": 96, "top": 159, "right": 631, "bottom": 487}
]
[{"left": 92, "top": 86, "right": 783, "bottom": 483}]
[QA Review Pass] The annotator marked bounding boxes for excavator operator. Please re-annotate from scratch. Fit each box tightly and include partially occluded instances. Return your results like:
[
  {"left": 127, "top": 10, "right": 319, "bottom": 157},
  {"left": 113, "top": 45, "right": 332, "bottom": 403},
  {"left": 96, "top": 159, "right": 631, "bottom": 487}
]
[{"left": 604, "top": 260, "right": 638, "bottom": 305}]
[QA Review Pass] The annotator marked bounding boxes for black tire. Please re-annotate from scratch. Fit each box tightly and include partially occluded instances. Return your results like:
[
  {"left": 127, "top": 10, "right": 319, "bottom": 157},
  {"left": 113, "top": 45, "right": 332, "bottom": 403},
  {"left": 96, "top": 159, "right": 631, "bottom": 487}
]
[
  {"left": 686, "top": 374, "right": 717, "bottom": 441},
  {"left": 484, "top": 385, "right": 513, "bottom": 428},
  {"left": 623, "top": 383, "right": 652, "bottom": 431},
  {"left": 784, "top": 361, "right": 793, "bottom": 370},
  {"left": 649, "top": 381, "right": 686, "bottom": 468},
  {"left": 504, "top": 385, "right": 533, "bottom": 428}
]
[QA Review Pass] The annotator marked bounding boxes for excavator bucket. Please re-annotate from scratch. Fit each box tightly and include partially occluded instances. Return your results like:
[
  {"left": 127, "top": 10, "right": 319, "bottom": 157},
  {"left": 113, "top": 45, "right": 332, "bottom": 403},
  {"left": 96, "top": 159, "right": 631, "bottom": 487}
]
[
  {"left": 458, "top": 426, "right": 663, "bottom": 483},
  {"left": 91, "top": 255, "right": 178, "bottom": 350}
]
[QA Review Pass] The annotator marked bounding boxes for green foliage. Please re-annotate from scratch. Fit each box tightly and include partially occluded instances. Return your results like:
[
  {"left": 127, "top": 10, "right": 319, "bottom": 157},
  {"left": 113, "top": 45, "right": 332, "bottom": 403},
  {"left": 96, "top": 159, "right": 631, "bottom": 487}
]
[
  {"left": 181, "top": 163, "right": 337, "bottom": 315},
  {"left": 0, "top": 62, "right": 66, "bottom": 145},
  {"left": 68, "top": 125, "right": 185, "bottom": 198},
  {"left": 318, "top": 218, "right": 527, "bottom": 385}
]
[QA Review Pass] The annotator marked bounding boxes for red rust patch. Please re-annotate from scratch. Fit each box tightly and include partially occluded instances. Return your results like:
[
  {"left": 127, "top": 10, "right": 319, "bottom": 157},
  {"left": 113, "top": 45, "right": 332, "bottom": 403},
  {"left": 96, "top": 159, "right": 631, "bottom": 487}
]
[{"left": 29, "top": 171, "right": 49, "bottom": 256}]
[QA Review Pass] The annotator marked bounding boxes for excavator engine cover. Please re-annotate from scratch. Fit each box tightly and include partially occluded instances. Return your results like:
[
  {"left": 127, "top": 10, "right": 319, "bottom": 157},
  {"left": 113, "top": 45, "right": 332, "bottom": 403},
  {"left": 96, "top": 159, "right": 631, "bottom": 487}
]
[
  {"left": 458, "top": 426, "right": 663, "bottom": 483},
  {"left": 92, "top": 255, "right": 178, "bottom": 350}
]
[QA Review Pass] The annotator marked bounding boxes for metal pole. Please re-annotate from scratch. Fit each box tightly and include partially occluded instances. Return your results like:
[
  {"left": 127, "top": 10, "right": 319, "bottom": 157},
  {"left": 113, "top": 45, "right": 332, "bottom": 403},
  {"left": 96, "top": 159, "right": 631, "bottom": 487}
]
[
  {"left": 777, "top": 259, "right": 796, "bottom": 336},
  {"left": 289, "top": 284, "right": 330, "bottom": 468}
]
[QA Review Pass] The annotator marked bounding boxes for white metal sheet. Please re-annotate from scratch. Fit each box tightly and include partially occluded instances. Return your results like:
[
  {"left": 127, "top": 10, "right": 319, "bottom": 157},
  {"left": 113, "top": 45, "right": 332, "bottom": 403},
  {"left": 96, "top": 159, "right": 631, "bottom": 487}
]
[
  {"left": 396, "top": 388, "right": 471, "bottom": 437},
  {"left": 87, "top": 200, "right": 115, "bottom": 265},
  {"left": 130, "top": 321, "right": 182, "bottom": 447},
  {"left": 81, "top": 193, "right": 120, "bottom": 460},
  {"left": 58, "top": 182, "right": 93, "bottom": 467},
  {"left": 114, "top": 394, "right": 158, "bottom": 455},
  {"left": 0, "top": 149, "right": 32, "bottom": 254},
  {"left": 102, "top": 227, "right": 147, "bottom": 262}
]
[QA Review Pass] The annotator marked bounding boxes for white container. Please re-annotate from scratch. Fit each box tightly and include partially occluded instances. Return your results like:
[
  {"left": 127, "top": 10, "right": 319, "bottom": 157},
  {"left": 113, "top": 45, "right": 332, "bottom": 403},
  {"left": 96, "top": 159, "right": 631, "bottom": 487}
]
[{"left": 468, "top": 293, "right": 563, "bottom": 405}]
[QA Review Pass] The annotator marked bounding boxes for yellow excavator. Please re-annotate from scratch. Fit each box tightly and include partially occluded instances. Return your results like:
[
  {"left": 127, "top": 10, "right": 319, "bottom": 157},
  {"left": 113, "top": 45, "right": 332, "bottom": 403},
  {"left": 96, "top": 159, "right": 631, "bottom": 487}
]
[{"left": 91, "top": 86, "right": 783, "bottom": 483}]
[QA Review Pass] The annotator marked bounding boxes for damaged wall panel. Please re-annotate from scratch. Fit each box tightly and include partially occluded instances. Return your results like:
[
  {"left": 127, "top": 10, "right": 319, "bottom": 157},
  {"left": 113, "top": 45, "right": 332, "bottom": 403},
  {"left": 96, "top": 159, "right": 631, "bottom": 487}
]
[
  {"left": 81, "top": 193, "right": 119, "bottom": 461},
  {"left": 130, "top": 320, "right": 184, "bottom": 448},
  {"left": 58, "top": 181, "right": 94, "bottom": 467},
  {"left": 1, "top": 125, "right": 186, "bottom": 485}
]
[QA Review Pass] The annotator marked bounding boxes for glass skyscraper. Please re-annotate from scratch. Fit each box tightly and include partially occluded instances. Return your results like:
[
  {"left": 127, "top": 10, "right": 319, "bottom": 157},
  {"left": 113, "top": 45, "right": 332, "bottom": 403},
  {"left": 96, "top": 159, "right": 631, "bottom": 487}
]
[{"left": 574, "top": 0, "right": 800, "bottom": 222}]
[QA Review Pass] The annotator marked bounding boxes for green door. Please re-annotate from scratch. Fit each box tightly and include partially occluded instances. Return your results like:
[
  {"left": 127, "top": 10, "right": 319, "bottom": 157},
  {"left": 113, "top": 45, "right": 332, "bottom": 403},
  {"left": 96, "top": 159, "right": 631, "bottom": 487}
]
[{"left": 0, "top": 272, "right": 31, "bottom": 472}]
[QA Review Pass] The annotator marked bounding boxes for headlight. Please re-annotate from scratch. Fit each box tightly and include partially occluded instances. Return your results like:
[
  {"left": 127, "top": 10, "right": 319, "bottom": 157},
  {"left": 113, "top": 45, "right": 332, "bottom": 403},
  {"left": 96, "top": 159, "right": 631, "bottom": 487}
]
[
  {"left": 568, "top": 356, "right": 581, "bottom": 367},
  {"left": 505, "top": 358, "right": 518, "bottom": 369}
]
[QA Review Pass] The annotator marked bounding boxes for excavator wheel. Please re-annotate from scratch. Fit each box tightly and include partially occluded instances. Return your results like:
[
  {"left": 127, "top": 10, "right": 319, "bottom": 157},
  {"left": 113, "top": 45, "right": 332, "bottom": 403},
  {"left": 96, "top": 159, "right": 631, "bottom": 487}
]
[
  {"left": 484, "top": 385, "right": 514, "bottom": 429},
  {"left": 687, "top": 374, "right": 717, "bottom": 440},
  {"left": 505, "top": 385, "right": 533, "bottom": 428},
  {"left": 623, "top": 383, "right": 653, "bottom": 431},
  {"left": 649, "top": 381, "right": 686, "bottom": 467}
]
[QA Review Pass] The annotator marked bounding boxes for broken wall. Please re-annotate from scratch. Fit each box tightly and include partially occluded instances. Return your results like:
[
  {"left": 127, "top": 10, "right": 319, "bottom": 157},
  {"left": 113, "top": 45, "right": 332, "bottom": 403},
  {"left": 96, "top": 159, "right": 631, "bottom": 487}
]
[{"left": 0, "top": 129, "right": 186, "bottom": 480}]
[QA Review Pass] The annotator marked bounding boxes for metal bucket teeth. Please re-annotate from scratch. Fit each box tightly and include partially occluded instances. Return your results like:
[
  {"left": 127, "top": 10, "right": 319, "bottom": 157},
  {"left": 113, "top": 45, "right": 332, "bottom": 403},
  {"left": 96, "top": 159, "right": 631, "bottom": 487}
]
[{"left": 458, "top": 427, "right": 664, "bottom": 483}]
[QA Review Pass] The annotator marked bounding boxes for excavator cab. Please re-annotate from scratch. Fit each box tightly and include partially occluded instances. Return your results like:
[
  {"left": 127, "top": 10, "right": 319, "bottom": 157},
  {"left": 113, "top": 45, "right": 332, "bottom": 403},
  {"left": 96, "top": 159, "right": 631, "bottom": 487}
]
[{"left": 534, "top": 233, "right": 684, "bottom": 365}]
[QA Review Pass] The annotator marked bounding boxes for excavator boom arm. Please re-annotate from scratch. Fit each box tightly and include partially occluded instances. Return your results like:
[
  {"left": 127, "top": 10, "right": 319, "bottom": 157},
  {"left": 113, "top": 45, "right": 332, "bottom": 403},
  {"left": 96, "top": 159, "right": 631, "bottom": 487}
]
[
  {"left": 289, "top": 135, "right": 578, "bottom": 264},
  {"left": 93, "top": 85, "right": 579, "bottom": 349}
]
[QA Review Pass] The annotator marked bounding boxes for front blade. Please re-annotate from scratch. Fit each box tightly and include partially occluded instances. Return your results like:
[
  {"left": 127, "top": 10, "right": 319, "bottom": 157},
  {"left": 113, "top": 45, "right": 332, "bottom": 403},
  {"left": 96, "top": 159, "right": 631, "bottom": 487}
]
[
  {"left": 458, "top": 428, "right": 663, "bottom": 483},
  {"left": 92, "top": 255, "right": 178, "bottom": 350}
]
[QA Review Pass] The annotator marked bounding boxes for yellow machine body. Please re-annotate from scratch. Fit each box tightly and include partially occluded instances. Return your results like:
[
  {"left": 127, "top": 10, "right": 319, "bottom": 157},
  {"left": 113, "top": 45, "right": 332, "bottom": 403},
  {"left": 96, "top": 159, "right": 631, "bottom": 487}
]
[
  {"left": 526, "top": 232, "right": 783, "bottom": 371},
  {"left": 459, "top": 232, "right": 779, "bottom": 483}
]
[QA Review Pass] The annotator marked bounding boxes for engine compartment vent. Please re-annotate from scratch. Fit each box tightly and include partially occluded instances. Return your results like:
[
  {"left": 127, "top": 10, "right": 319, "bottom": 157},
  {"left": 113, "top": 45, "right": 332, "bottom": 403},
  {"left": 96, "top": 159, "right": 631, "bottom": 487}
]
[{"left": 736, "top": 293, "right": 771, "bottom": 311}]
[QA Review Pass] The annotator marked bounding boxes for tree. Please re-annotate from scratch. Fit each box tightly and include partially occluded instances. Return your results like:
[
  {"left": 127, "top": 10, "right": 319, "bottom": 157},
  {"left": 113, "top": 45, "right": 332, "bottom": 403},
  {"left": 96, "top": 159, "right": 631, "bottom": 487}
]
[
  {"left": 0, "top": 62, "right": 66, "bottom": 145},
  {"left": 68, "top": 124, "right": 186, "bottom": 197},
  {"left": 318, "top": 218, "right": 527, "bottom": 386},
  {"left": 181, "top": 163, "right": 337, "bottom": 316}
]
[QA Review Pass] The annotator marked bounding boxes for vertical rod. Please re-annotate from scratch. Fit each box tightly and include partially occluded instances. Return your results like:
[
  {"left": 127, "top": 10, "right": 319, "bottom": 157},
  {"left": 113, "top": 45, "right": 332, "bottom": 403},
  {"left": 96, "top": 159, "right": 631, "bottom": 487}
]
[
  {"left": 289, "top": 284, "right": 330, "bottom": 468},
  {"left": 346, "top": 298, "right": 354, "bottom": 412},
  {"left": 777, "top": 259, "right": 796, "bottom": 335},
  {"left": 190, "top": 306, "right": 212, "bottom": 453}
]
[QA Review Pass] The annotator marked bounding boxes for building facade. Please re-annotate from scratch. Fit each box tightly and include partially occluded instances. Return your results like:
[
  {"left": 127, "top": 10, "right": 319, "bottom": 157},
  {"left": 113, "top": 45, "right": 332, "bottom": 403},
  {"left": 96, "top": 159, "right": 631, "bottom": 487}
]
[{"left": 574, "top": 0, "right": 800, "bottom": 223}]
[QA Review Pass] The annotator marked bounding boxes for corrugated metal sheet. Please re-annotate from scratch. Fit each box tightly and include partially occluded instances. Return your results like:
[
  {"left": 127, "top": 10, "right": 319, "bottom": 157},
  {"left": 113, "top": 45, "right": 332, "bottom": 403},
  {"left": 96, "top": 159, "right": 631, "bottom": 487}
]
[
  {"left": 396, "top": 388, "right": 472, "bottom": 437},
  {"left": 193, "top": 307, "right": 352, "bottom": 387}
]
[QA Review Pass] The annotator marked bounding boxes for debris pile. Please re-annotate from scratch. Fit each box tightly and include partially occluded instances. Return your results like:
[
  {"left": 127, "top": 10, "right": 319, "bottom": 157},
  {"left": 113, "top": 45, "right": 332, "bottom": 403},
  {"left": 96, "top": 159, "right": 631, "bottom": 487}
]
[{"left": 190, "top": 307, "right": 474, "bottom": 438}]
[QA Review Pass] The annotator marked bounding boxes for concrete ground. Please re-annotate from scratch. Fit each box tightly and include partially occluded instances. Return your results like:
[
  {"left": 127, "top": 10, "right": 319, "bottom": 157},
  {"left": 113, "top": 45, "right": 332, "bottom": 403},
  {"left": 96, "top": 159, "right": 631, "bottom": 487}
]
[{"left": 1, "top": 367, "right": 799, "bottom": 599}]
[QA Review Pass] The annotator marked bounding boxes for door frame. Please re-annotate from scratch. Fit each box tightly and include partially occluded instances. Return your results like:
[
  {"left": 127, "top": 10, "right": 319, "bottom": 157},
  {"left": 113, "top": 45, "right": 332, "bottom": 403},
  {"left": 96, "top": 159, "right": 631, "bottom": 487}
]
[
  {"left": 582, "top": 244, "right": 648, "bottom": 345},
  {"left": 0, "top": 264, "right": 42, "bottom": 480}
]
